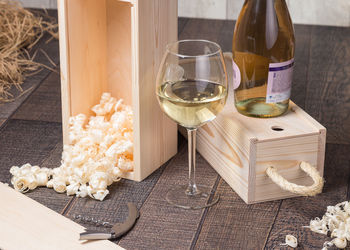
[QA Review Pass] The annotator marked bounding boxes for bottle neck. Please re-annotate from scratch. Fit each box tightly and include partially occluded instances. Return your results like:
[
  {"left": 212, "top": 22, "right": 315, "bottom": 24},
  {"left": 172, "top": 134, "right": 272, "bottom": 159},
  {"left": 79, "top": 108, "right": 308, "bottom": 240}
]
[{"left": 244, "top": 0, "right": 280, "bottom": 50}]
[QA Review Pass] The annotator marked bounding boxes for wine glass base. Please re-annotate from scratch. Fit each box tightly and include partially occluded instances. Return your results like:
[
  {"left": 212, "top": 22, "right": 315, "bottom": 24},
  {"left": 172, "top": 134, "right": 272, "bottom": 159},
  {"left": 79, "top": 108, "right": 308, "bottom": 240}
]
[{"left": 166, "top": 185, "right": 219, "bottom": 209}]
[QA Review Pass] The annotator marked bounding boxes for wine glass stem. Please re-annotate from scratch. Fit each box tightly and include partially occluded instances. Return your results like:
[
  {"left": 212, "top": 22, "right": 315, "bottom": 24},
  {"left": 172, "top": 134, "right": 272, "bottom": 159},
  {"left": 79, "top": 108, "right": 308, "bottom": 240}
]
[{"left": 186, "top": 128, "right": 198, "bottom": 196}]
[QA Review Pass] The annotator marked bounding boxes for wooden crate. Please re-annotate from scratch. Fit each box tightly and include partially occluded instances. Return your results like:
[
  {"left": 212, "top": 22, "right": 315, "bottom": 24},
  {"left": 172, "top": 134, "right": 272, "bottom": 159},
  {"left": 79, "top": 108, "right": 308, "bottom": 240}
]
[
  {"left": 57, "top": 0, "right": 178, "bottom": 181},
  {"left": 193, "top": 94, "right": 326, "bottom": 204}
]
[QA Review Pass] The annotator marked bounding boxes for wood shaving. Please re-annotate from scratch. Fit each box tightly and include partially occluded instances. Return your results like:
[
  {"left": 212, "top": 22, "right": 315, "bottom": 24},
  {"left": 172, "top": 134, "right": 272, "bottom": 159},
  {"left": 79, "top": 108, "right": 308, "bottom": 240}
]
[
  {"left": 10, "top": 93, "right": 134, "bottom": 201},
  {"left": 280, "top": 234, "right": 298, "bottom": 248},
  {"left": 305, "top": 201, "right": 350, "bottom": 249},
  {"left": 0, "top": 0, "right": 58, "bottom": 102}
]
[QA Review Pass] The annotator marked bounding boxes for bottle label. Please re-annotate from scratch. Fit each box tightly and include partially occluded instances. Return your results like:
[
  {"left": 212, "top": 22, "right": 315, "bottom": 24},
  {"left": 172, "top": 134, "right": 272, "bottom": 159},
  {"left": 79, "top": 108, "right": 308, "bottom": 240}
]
[
  {"left": 232, "top": 60, "right": 241, "bottom": 90},
  {"left": 266, "top": 58, "right": 294, "bottom": 103}
]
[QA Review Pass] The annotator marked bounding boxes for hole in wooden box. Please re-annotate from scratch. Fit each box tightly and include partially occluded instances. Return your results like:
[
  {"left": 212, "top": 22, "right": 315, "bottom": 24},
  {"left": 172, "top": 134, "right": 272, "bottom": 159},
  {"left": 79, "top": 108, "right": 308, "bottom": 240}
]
[
  {"left": 271, "top": 126, "right": 284, "bottom": 131},
  {"left": 66, "top": 0, "right": 133, "bottom": 117}
]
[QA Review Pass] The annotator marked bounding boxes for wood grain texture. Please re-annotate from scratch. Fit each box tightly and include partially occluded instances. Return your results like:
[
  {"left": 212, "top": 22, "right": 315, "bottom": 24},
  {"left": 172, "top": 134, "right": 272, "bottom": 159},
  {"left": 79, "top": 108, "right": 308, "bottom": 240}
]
[
  {"left": 178, "top": 18, "right": 189, "bottom": 36},
  {"left": 118, "top": 145, "right": 219, "bottom": 249},
  {"left": 194, "top": 178, "right": 280, "bottom": 249},
  {"left": 0, "top": 119, "right": 5, "bottom": 129},
  {"left": 290, "top": 25, "right": 312, "bottom": 109},
  {"left": 179, "top": 18, "right": 235, "bottom": 52},
  {"left": 193, "top": 99, "right": 325, "bottom": 203},
  {"left": 58, "top": 0, "right": 178, "bottom": 181},
  {"left": 0, "top": 119, "right": 69, "bottom": 213},
  {"left": 0, "top": 183, "right": 122, "bottom": 250},
  {"left": 0, "top": 120, "right": 61, "bottom": 183},
  {"left": 61, "top": 0, "right": 108, "bottom": 122},
  {"left": 264, "top": 144, "right": 350, "bottom": 249},
  {"left": 106, "top": 0, "right": 132, "bottom": 106},
  {"left": 132, "top": 0, "right": 178, "bottom": 181},
  {"left": 12, "top": 70, "right": 62, "bottom": 123},
  {"left": 306, "top": 26, "right": 350, "bottom": 145}
]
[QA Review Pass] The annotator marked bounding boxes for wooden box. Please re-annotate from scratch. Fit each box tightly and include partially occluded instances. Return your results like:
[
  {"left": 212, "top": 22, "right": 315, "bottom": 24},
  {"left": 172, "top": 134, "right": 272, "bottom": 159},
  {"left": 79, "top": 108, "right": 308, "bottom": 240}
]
[
  {"left": 195, "top": 95, "right": 326, "bottom": 204},
  {"left": 57, "top": 0, "right": 178, "bottom": 181}
]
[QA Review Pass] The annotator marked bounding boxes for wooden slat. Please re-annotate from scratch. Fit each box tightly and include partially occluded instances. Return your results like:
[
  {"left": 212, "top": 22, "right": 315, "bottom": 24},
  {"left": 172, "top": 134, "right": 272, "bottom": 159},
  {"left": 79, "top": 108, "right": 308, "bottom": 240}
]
[
  {"left": 118, "top": 144, "right": 219, "bottom": 249},
  {"left": 305, "top": 26, "right": 350, "bottom": 145},
  {"left": 12, "top": 70, "right": 62, "bottom": 123},
  {"left": 264, "top": 144, "right": 350, "bottom": 249},
  {"left": 0, "top": 182, "right": 122, "bottom": 250},
  {"left": 0, "top": 119, "right": 70, "bottom": 213},
  {"left": 133, "top": 0, "right": 178, "bottom": 181},
  {"left": 194, "top": 179, "right": 280, "bottom": 249},
  {"left": 62, "top": 0, "right": 108, "bottom": 120},
  {"left": 106, "top": 0, "right": 132, "bottom": 106},
  {"left": 0, "top": 119, "right": 5, "bottom": 129}
]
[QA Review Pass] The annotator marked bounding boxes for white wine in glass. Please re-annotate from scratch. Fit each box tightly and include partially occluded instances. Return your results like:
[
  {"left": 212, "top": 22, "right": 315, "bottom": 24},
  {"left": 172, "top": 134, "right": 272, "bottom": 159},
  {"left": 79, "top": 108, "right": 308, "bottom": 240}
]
[{"left": 156, "top": 40, "right": 228, "bottom": 209}]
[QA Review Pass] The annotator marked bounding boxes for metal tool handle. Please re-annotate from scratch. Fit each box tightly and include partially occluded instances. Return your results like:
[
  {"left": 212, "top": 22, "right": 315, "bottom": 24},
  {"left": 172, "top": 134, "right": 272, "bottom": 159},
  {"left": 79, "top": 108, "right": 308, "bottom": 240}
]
[{"left": 79, "top": 230, "right": 115, "bottom": 240}]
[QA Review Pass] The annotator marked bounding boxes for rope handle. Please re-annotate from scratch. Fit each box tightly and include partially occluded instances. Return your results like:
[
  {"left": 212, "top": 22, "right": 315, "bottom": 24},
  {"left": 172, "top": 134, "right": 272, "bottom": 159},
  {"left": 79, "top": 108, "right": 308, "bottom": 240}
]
[{"left": 265, "top": 162, "right": 324, "bottom": 196}]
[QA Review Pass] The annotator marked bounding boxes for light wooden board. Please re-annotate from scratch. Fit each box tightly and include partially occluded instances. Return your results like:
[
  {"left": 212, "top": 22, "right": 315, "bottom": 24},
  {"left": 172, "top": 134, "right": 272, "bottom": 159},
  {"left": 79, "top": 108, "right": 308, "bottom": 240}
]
[
  {"left": 0, "top": 183, "right": 122, "bottom": 250},
  {"left": 135, "top": 0, "right": 178, "bottom": 180}
]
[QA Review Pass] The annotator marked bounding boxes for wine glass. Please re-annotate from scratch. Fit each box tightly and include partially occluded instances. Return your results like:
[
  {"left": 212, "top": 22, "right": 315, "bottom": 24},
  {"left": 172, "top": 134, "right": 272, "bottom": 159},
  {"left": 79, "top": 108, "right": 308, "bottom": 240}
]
[{"left": 156, "top": 39, "right": 228, "bottom": 209}]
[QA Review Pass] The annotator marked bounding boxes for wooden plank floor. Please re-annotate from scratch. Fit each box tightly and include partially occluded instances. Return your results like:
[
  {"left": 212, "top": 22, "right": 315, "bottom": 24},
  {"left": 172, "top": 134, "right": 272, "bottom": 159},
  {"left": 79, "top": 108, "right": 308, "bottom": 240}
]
[{"left": 1, "top": 13, "right": 350, "bottom": 249}]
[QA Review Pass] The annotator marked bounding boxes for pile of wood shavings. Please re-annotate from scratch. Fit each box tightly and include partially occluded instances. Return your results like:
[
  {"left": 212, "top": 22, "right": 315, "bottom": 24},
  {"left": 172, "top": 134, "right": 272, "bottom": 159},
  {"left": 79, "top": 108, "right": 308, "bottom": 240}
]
[
  {"left": 305, "top": 201, "right": 350, "bottom": 249},
  {"left": 10, "top": 93, "right": 134, "bottom": 201},
  {"left": 0, "top": 0, "right": 58, "bottom": 102}
]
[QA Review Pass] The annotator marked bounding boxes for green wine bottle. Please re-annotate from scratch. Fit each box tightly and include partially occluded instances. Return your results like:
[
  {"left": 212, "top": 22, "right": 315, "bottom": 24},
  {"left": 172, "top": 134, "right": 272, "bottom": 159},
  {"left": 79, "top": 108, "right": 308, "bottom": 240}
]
[{"left": 232, "top": 0, "right": 295, "bottom": 118}]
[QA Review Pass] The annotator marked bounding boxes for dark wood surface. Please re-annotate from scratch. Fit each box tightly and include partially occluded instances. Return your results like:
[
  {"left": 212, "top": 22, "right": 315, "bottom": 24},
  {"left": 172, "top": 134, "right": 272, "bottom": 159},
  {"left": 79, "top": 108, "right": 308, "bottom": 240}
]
[{"left": 1, "top": 13, "right": 350, "bottom": 249}]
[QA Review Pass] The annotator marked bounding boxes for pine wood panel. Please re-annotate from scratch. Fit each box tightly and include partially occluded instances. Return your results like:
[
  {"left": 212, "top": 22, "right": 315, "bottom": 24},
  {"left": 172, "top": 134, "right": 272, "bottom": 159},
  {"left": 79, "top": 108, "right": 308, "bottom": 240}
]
[
  {"left": 0, "top": 183, "right": 122, "bottom": 250},
  {"left": 132, "top": 0, "right": 178, "bottom": 181},
  {"left": 305, "top": 26, "right": 350, "bottom": 145},
  {"left": 61, "top": 0, "right": 108, "bottom": 121},
  {"left": 106, "top": 0, "right": 132, "bottom": 106}
]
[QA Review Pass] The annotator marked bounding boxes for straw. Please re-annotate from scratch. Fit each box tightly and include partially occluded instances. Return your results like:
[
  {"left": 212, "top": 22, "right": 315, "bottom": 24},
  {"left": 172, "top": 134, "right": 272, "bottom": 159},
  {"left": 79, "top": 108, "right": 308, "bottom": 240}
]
[{"left": 0, "top": 0, "right": 58, "bottom": 102}]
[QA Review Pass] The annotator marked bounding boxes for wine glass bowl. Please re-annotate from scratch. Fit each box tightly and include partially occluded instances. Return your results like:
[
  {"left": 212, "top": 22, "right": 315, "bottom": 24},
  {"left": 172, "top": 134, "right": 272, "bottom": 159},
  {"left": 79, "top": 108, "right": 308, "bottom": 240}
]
[
  {"left": 156, "top": 39, "right": 228, "bottom": 209},
  {"left": 157, "top": 40, "right": 228, "bottom": 129}
]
